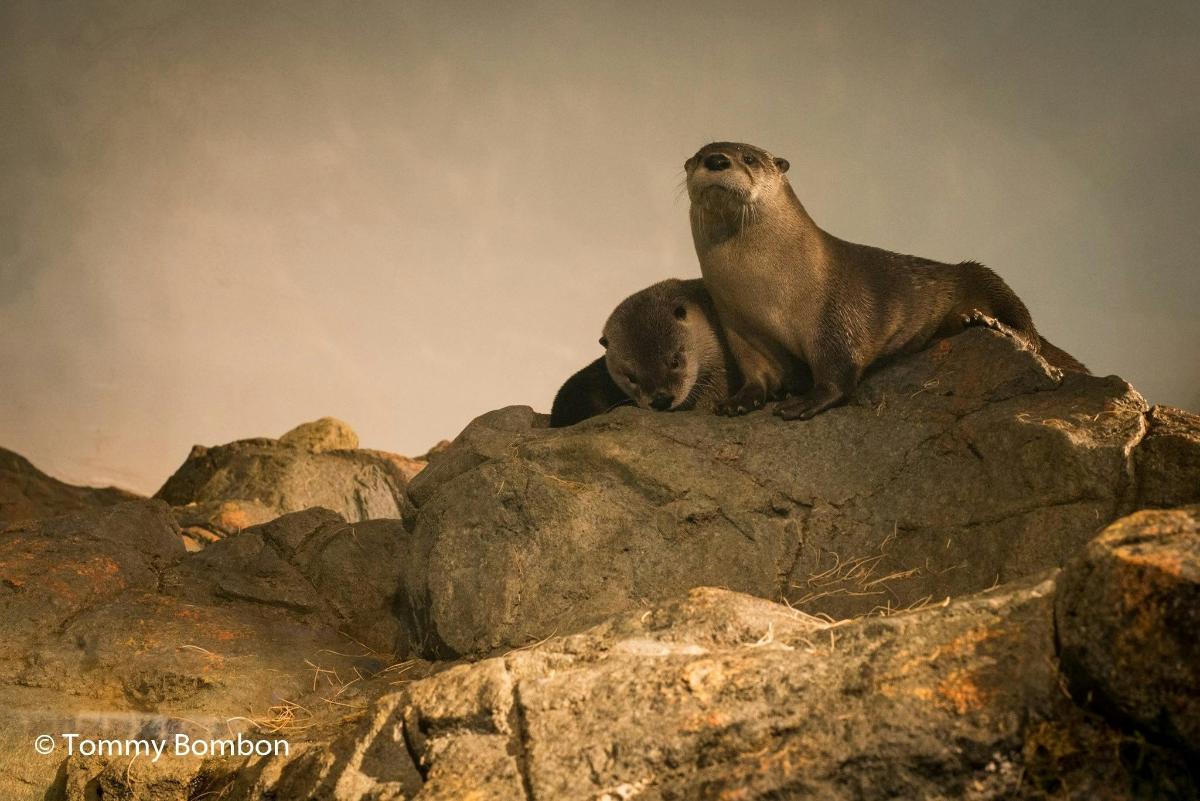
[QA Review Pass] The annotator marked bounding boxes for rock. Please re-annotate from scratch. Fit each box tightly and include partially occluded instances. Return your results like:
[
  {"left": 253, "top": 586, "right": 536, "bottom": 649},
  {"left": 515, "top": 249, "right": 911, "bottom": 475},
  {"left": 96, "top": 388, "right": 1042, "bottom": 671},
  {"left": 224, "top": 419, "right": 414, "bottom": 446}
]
[
  {"left": 1055, "top": 505, "right": 1200, "bottom": 755},
  {"left": 4, "top": 329, "right": 1200, "bottom": 799},
  {"left": 421, "top": 440, "right": 452, "bottom": 460},
  {"left": 230, "top": 580, "right": 1194, "bottom": 800},
  {"left": 1135, "top": 406, "right": 1200, "bottom": 507},
  {"left": 0, "top": 501, "right": 427, "bottom": 798},
  {"left": 404, "top": 329, "right": 1161, "bottom": 656},
  {"left": 0, "top": 446, "right": 142, "bottom": 529},
  {"left": 58, "top": 753, "right": 233, "bottom": 801},
  {"left": 9, "top": 505, "right": 1198, "bottom": 800},
  {"left": 171, "top": 498, "right": 278, "bottom": 539},
  {"left": 153, "top": 421, "right": 421, "bottom": 523},
  {"left": 174, "top": 506, "right": 414, "bottom": 655},
  {"left": 279, "top": 417, "right": 360, "bottom": 453}
]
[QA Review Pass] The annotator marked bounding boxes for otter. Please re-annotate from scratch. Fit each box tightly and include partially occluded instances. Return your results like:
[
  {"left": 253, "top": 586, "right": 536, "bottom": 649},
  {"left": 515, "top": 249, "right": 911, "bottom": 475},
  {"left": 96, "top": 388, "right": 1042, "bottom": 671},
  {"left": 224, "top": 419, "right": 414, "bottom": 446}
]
[
  {"left": 549, "top": 278, "right": 741, "bottom": 426},
  {"left": 685, "top": 141, "right": 1085, "bottom": 420}
]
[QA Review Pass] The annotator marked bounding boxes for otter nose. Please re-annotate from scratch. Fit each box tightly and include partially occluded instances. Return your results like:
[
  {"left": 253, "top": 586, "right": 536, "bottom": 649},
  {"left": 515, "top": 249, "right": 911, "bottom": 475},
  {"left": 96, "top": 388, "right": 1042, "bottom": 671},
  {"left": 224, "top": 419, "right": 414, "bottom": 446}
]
[
  {"left": 703, "top": 153, "right": 731, "bottom": 172},
  {"left": 650, "top": 394, "right": 674, "bottom": 411}
]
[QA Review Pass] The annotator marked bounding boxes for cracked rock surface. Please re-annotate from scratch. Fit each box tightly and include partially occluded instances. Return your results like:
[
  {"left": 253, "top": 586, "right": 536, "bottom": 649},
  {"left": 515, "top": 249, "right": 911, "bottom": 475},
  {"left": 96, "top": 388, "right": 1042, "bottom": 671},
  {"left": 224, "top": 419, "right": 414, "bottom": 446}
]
[
  {"left": 404, "top": 329, "right": 1161, "bottom": 656},
  {"left": 2, "top": 329, "right": 1199, "bottom": 799},
  {"left": 226, "top": 571, "right": 1197, "bottom": 801}
]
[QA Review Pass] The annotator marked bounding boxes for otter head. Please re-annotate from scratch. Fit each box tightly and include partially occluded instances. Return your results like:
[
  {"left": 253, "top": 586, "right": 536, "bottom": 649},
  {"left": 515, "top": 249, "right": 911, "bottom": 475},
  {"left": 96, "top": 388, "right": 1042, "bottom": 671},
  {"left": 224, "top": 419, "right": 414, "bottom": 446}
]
[
  {"left": 600, "top": 281, "right": 703, "bottom": 412},
  {"left": 684, "top": 141, "right": 790, "bottom": 214}
]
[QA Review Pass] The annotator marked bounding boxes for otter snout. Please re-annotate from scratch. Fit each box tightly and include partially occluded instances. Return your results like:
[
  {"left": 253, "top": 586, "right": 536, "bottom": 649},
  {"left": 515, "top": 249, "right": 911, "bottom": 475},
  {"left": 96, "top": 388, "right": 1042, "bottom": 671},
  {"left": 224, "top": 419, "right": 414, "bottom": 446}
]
[
  {"left": 650, "top": 393, "right": 674, "bottom": 411},
  {"left": 703, "top": 153, "right": 731, "bottom": 172}
]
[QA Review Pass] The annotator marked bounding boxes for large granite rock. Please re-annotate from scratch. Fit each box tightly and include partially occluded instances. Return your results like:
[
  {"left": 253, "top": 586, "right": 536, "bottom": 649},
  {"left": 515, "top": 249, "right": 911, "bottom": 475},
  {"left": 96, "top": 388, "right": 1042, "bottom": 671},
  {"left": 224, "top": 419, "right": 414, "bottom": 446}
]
[
  {"left": 3, "top": 328, "right": 1199, "bottom": 800},
  {"left": 0, "top": 501, "right": 424, "bottom": 799},
  {"left": 175, "top": 554, "right": 1195, "bottom": 800},
  {"left": 1056, "top": 504, "right": 1200, "bottom": 756},
  {"left": 1134, "top": 406, "right": 1200, "bottom": 507},
  {"left": 155, "top": 419, "right": 427, "bottom": 528},
  {"left": 0, "top": 446, "right": 142, "bottom": 529},
  {"left": 402, "top": 329, "right": 1168, "bottom": 656}
]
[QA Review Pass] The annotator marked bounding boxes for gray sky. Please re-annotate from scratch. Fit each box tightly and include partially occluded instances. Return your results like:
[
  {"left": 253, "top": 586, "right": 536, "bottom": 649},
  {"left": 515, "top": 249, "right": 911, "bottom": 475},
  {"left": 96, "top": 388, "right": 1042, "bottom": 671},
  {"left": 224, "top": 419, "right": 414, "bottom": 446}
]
[{"left": 2, "top": 1, "right": 1198, "bottom": 493}]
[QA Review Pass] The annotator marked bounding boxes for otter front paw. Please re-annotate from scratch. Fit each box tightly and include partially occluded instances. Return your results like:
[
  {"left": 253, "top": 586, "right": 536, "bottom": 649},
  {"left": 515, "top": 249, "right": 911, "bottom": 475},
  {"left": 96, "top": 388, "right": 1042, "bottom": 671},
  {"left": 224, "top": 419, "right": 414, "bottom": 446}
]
[{"left": 715, "top": 385, "right": 768, "bottom": 416}]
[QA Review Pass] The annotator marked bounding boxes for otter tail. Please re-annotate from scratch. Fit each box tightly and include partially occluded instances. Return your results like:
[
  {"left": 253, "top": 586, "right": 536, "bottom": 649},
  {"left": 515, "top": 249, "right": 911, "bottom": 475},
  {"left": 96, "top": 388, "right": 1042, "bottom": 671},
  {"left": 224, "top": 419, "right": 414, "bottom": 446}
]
[
  {"left": 957, "top": 261, "right": 1040, "bottom": 351},
  {"left": 1037, "top": 337, "right": 1090, "bottom": 373}
]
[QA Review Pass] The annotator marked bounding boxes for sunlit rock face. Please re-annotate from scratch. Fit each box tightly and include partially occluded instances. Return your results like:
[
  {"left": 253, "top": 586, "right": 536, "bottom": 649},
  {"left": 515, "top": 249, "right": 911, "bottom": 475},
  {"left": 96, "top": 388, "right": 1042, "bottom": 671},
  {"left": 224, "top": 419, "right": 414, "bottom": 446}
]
[
  {"left": 403, "top": 328, "right": 1159, "bottom": 656},
  {"left": 2, "top": 329, "right": 1199, "bottom": 799}
]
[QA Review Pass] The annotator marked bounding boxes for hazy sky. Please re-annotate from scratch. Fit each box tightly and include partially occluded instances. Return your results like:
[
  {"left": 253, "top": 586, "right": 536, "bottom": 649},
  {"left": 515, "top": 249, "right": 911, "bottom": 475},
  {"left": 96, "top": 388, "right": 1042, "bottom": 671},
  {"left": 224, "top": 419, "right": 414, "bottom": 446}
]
[{"left": 2, "top": 1, "right": 1198, "bottom": 493}]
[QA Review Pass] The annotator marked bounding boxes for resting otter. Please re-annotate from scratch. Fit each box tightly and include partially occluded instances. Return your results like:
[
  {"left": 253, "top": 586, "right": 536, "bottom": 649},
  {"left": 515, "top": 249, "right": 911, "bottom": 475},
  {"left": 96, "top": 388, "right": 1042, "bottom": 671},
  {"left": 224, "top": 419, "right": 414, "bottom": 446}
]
[
  {"left": 549, "top": 279, "right": 740, "bottom": 426},
  {"left": 685, "top": 141, "right": 1084, "bottom": 420}
]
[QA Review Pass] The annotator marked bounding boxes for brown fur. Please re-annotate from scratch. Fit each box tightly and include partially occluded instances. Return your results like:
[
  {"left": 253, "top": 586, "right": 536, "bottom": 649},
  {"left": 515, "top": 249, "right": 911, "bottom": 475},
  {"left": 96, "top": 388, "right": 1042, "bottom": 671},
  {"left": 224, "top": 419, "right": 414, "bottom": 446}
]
[
  {"left": 685, "top": 141, "right": 1083, "bottom": 420},
  {"left": 550, "top": 279, "right": 740, "bottom": 427},
  {"left": 601, "top": 278, "right": 739, "bottom": 412}
]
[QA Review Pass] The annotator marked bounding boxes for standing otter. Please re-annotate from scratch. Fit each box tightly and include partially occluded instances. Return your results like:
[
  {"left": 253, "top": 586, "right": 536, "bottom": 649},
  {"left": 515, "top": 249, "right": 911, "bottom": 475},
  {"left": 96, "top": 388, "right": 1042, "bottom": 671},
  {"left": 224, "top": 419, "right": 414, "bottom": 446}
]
[
  {"left": 550, "top": 279, "right": 741, "bottom": 426},
  {"left": 685, "top": 141, "right": 1082, "bottom": 420}
]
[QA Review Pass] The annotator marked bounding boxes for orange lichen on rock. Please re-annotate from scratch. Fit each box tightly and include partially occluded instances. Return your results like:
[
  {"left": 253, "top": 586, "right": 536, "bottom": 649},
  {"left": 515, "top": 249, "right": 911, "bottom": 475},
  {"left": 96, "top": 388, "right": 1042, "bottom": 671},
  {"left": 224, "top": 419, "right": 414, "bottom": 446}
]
[{"left": 937, "top": 668, "right": 990, "bottom": 715}]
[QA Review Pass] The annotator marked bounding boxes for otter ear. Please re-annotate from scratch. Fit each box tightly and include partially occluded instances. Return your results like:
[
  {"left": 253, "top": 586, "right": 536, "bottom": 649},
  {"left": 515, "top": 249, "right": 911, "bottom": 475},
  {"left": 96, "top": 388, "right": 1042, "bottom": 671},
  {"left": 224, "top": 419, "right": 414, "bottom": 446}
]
[
  {"left": 673, "top": 305, "right": 687, "bottom": 320},
  {"left": 774, "top": 157, "right": 790, "bottom": 173},
  {"left": 599, "top": 336, "right": 608, "bottom": 348}
]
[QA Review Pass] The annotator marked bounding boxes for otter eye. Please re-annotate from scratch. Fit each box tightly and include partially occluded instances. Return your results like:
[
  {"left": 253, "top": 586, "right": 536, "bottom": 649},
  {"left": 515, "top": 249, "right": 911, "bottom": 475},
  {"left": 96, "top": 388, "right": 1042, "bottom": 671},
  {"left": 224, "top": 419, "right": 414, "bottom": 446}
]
[
  {"left": 743, "top": 154, "right": 757, "bottom": 165},
  {"left": 625, "top": 373, "right": 637, "bottom": 386},
  {"left": 670, "top": 354, "right": 682, "bottom": 370},
  {"left": 599, "top": 336, "right": 608, "bottom": 348},
  {"left": 673, "top": 305, "right": 687, "bottom": 320}
]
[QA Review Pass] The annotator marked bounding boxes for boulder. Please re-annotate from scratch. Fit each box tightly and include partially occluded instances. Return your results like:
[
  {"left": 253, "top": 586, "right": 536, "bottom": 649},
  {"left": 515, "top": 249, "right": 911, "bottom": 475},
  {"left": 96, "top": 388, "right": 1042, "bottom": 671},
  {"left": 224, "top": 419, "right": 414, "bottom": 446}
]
[
  {"left": 154, "top": 418, "right": 425, "bottom": 526},
  {"left": 403, "top": 329, "right": 1169, "bottom": 656},
  {"left": 0, "top": 501, "right": 426, "bottom": 799},
  {"left": 0, "top": 446, "right": 142, "bottom": 529},
  {"left": 5, "top": 503, "right": 1197, "bottom": 799},
  {"left": 171, "top": 498, "right": 279, "bottom": 550},
  {"left": 1056, "top": 505, "right": 1200, "bottom": 755},
  {"left": 1134, "top": 406, "right": 1200, "bottom": 507},
  {"left": 4, "top": 329, "right": 1200, "bottom": 799},
  {"left": 278, "top": 417, "right": 360, "bottom": 453},
  {"left": 220, "top": 578, "right": 1194, "bottom": 800}
]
